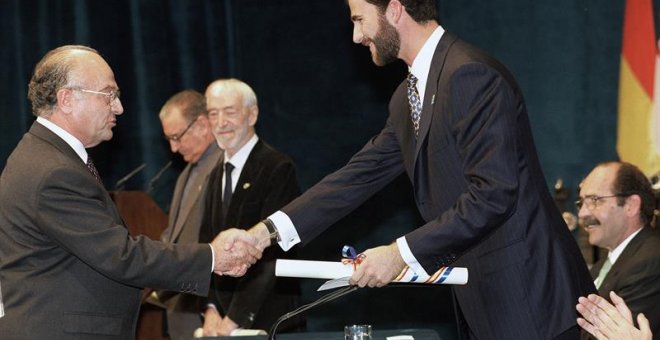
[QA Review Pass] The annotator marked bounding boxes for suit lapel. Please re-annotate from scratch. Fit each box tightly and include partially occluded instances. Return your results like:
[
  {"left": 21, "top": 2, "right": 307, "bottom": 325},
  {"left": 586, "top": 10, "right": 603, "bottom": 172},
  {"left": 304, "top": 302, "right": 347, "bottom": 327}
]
[
  {"left": 599, "top": 227, "right": 649, "bottom": 292},
  {"left": 170, "top": 147, "right": 222, "bottom": 242},
  {"left": 224, "top": 141, "right": 263, "bottom": 224},
  {"left": 163, "top": 164, "right": 192, "bottom": 241},
  {"left": 29, "top": 121, "right": 124, "bottom": 224},
  {"left": 30, "top": 122, "right": 87, "bottom": 172},
  {"left": 413, "top": 32, "right": 458, "bottom": 161}
]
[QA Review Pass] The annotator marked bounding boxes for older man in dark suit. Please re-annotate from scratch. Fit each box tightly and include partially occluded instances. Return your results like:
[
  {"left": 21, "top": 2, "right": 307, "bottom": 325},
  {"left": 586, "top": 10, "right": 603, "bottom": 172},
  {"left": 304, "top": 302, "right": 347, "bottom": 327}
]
[
  {"left": 247, "top": 0, "right": 595, "bottom": 339},
  {"left": 199, "top": 79, "right": 303, "bottom": 336},
  {"left": 0, "top": 45, "right": 260, "bottom": 340}
]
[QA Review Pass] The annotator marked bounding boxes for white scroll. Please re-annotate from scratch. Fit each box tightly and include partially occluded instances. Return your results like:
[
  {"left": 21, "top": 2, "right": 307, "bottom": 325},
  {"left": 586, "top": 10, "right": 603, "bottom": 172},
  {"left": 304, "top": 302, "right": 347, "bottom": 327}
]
[
  {"left": 0, "top": 281, "right": 4, "bottom": 318},
  {"left": 276, "top": 259, "right": 468, "bottom": 291}
]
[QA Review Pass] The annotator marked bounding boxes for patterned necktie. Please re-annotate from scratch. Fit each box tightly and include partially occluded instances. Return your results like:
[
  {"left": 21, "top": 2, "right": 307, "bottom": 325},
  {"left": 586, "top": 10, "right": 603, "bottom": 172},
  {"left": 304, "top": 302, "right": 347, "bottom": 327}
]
[
  {"left": 594, "top": 257, "right": 612, "bottom": 289},
  {"left": 86, "top": 157, "right": 102, "bottom": 183},
  {"left": 406, "top": 72, "right": 422, "bottom": 137},
  {"left": 222, "top": 162, "right": 235, "bottom": 216}
]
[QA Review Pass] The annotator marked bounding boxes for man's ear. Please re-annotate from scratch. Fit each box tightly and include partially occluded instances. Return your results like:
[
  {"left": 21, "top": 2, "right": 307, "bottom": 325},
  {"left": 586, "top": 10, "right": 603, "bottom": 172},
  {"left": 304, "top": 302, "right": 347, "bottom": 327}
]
[
  {"left": 248, "top": 106, "right": 259, "bottom": 127},
  {"left": 56, "top": 88, "right": 75, "bottom": 114},
  {"left": 386, "top": 0, "right": 403, "bottom": 25},
  {"left": 625, "top": 194, "right": 642, "bottom": 218}
]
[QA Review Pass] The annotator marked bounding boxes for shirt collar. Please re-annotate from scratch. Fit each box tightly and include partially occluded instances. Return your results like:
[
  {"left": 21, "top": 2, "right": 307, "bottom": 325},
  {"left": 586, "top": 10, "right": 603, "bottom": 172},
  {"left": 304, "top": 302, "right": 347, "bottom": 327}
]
[
  {"left": 36, "top": 116, "right": 88, "bottom": 163},
  {"left": 608, "top": 227, "right": 643, "bottom": 264},
  {"left": 224, "top": 133, "right": 258, "bottom": 170},
  {"left": 408, "top": 25, "right": 445, "bottom": 103}
]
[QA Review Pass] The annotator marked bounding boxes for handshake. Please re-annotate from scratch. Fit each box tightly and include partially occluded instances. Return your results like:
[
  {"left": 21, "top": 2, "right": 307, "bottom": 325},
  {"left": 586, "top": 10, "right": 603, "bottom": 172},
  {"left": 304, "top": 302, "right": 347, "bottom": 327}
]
[{"left": 209, "top": 223, "right": 273, "bottom": 277}]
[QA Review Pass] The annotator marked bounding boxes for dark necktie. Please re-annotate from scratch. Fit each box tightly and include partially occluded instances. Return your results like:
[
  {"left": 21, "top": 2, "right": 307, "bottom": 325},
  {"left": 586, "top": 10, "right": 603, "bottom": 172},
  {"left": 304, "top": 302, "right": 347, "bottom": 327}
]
[
  {"left": 86, "top": 157, "right": 102, "bottom": 183},
  {"left": 406, "top": 72, "right": 422, "bottom": 137},
  {"left": 222, "top": 162, "right": 235, "bottom": 216}
]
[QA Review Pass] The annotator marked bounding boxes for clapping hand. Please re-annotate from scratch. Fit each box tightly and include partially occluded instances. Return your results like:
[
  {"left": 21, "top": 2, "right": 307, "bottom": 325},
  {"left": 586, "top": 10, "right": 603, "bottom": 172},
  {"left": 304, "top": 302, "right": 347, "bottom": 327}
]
[
  {"left": 576, "top": 291, "right": 652, "bottom": 340},
  {"left": 211, "top": 228, "right": 262, "bottom": 277}
]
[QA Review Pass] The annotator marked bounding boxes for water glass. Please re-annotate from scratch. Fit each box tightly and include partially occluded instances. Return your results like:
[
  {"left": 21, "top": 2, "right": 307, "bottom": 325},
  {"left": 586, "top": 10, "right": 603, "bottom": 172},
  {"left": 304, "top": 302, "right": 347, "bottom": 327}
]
[{"left": 344, "top": 324, "right": 372, "bottom": 340}]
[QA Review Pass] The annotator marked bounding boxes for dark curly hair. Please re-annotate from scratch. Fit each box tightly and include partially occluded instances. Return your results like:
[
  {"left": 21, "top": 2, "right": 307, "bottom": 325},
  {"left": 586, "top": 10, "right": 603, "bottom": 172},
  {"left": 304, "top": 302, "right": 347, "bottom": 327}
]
[
  {"left": 27, "top": 45, "right": 98, "bottom": 117},
  {"left": 601, "top": 161, "right": 656, "bottom": 226},
  {"left": 364, "top": 0, "right": 438, "bottom": 22}
]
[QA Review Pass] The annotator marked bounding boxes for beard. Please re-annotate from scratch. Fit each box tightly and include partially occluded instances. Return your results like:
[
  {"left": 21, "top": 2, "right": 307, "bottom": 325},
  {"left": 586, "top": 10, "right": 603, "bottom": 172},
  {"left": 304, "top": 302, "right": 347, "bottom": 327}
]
[{"left": 370, "top": 14, "right": 400, "bottom": 66}]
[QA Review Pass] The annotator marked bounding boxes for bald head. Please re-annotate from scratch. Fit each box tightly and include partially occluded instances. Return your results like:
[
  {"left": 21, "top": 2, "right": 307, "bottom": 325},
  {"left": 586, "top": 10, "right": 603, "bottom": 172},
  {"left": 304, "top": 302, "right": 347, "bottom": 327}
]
[{"left": 28, "top": 45, "right": 100, "bottom": 117}]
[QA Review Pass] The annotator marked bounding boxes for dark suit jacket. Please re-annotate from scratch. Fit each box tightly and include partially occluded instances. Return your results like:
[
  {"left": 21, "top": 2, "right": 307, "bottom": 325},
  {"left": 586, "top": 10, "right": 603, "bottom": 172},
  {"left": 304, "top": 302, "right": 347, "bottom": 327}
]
[
  {"left": 199, "top": 139, "right": 303, "bottom": 332},
  {"left": 589, "top": 226, "right": 660, "bottom": 338},
  {"left": 0, "top": 122, "right": 212, "bottom": 340},
  {"left": 158, "top": 143, "right": 221, "bottom": 340},
  {"left": 282, "top": 32, "right": 595, "bottom": 339}
]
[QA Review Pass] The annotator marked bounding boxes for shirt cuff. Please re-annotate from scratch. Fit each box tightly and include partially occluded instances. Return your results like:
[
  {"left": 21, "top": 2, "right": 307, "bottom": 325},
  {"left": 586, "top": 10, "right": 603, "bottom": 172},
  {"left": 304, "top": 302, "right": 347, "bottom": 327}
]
[
  {"left": 396, "top": 236, "right": 430, "bottom": 279},
  {"left": 209, "top": 244, "right": 215, "bottom": 272},
  {"left": 268, "top": 211, "right": 301, "bottom": 251}
]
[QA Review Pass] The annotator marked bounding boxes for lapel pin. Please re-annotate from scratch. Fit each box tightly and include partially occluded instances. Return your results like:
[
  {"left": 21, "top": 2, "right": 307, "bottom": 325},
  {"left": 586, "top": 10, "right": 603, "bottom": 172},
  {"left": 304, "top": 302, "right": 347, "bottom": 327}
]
[{"left": 243, "top": 182, "right": 251, "bottom": 190}]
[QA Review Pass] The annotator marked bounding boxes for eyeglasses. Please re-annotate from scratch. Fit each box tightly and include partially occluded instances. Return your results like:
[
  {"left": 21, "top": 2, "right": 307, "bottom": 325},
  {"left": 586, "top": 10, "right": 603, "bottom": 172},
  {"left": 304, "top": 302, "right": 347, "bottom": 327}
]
[
  {"left": 575, "top": 194, "right": 625, "bottom": 211},
  {"left": 164, "top": 118, "right": 197, "bottom": 142},
  {"left": 73, "top": 88, "right": 121, "bottom": 104}
]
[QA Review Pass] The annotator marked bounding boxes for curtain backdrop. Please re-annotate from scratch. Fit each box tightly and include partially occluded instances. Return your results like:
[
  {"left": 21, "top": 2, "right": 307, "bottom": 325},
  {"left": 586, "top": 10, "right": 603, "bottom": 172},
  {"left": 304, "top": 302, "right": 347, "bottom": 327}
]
[{"left": 1, "top": 1, "right": 655, "bottom": 338}]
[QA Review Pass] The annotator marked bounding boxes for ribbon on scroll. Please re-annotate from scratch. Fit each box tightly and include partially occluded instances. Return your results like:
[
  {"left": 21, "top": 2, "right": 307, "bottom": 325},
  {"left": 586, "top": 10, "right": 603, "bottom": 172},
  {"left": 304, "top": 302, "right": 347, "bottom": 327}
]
[{"left": 276, "top": 245, "right": 468, "bottom": 291}]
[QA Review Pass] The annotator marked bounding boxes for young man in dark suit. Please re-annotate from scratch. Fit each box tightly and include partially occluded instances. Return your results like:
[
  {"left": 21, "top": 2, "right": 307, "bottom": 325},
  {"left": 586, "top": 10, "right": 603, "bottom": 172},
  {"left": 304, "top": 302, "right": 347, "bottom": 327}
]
[
  {"left": 199, "top": 79, "right": 303, "bottom": 336},
  {"left": 0, "top": 45, "right": 260, "bottom": 340},
  {"left": 247, "top": 0, "right": 595, "bottom": 339}
]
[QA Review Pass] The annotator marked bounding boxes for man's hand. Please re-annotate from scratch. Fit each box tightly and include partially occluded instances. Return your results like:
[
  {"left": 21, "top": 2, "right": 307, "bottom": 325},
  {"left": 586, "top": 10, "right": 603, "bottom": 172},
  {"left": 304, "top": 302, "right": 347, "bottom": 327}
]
[
  {"left": 202, "top": 307, "right": 222, "bottom": 337},
  {"left": 211, "top": 228, "right": 262, "bottom": 277},
  {"left": 248, "top": 222, "right": 272, "bottom": 251},
  {"left": 576, "top": 291, "right": 652, "bottom": 340},
  {"left": 216, "top": 315, "right": 239, "bottom": 336},
  {"left": 349, "top": 243, "right": 406, "bottom": 288}
]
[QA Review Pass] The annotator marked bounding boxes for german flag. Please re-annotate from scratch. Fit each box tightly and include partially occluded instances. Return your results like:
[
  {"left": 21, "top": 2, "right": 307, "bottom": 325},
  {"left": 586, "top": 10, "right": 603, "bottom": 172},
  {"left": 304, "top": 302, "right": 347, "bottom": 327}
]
[{"left": 617, "top": 0, "right": 660, "bottom": 176}]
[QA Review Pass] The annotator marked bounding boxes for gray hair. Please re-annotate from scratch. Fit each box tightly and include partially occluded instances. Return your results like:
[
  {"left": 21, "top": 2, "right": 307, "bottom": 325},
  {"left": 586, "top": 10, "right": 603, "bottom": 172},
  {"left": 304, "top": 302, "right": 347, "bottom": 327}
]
[
  {"left": 27, "top": 45, "right": 99, "bottom": 117},
  {"left": 207, "top": 78, "right": 258, "bottom": 108}
]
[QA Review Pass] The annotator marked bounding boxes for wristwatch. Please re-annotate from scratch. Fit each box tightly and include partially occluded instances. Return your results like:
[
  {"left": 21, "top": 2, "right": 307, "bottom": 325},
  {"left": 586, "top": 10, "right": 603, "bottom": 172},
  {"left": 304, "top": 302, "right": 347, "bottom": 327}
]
[{"left": 262, "top": 218, "right": 281, "bottom": 242}]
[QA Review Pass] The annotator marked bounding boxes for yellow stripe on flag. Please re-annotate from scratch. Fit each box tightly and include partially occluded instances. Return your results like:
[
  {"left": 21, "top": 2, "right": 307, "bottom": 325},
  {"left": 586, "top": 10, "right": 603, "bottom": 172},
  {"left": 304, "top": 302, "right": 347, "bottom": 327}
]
[{"left": 617, "top": 58, "right": 660, "bottom": 176}]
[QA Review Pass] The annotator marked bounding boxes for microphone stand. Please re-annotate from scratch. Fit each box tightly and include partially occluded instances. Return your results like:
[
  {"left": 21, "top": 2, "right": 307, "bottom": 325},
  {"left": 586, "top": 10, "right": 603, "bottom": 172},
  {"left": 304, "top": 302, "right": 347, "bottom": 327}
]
[
  {"left": 268, "top": 285, "right": 358, "bottom": 340},
  {"left": 114, "top": 163, "right": 146, "bottom": 191},
  {"left": 147, "top": 161, "right": 172, "bottom": 194}
]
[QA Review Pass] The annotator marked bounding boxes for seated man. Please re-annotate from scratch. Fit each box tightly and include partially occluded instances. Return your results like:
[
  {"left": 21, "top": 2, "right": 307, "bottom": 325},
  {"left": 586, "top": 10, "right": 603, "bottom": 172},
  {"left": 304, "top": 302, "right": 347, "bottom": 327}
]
[{"left": 577, "top": 161, "right": 660, "bottom": 337}]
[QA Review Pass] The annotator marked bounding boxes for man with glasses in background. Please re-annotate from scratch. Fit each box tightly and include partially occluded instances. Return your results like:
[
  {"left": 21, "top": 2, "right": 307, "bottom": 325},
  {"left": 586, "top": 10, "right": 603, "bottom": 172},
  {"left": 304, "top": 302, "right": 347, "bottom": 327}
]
[
  {"left": 154, "top": 90, "right": 221, "bottom": 339},
  {"left": 577, "top": 161, "right": 660, "bottom": 338}
]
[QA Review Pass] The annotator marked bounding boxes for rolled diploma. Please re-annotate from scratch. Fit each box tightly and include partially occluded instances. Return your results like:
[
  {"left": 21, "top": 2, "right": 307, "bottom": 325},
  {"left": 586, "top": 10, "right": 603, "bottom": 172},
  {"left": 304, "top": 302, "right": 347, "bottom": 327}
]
[{"left": 276, "top": 259, "right": 468, "bottom": 285}]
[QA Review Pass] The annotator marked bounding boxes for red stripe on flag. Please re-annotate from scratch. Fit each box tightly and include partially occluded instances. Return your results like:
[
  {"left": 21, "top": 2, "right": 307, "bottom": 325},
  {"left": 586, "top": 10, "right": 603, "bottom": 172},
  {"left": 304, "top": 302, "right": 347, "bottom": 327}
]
[{"left": 622, "top": 0, "right": 656, "bottom": 98}]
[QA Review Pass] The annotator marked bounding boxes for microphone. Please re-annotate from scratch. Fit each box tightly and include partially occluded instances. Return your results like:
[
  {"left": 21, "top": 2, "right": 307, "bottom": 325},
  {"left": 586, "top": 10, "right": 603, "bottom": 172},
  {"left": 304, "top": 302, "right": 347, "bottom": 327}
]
[
  {"left": 268, "top": 285, "right": 358, "bottom": 340},
  {"left": 114, "top": 163, "right": 146, "bottom": 191},
  {"left": 147, "top": 161, "right": 172, "bottom": 194}
]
